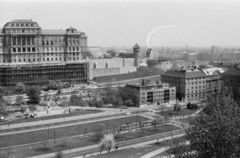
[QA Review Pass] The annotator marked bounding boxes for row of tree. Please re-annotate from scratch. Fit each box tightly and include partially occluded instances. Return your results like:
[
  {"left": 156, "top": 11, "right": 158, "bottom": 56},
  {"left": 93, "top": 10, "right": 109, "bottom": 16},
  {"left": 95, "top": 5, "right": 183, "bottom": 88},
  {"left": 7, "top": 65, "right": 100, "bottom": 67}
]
[{"left": 169, "top": 87, "right": 240, "bottom": 158}]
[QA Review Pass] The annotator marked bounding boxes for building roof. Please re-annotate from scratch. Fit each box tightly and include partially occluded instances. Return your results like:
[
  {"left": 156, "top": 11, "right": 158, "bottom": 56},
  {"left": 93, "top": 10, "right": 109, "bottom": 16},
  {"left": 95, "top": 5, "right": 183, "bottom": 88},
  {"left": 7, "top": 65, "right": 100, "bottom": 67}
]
[
  {"left": 202, "top": 67, "right": 225, "bottom": 76},
  {"left": 163, "top": 69, "right": 207, "bottom": 79},
  {"left": 133, "top": 43, "right": 140, "bottom": 49},
  {"left": 222, "top": 69, "right": 240, "bottom": 76},
  {"left": 3, "top": 19, "right": 40, "bottom": 28},
  {"left": 41, "top": 29, "right": 82, "bottom": 35}
]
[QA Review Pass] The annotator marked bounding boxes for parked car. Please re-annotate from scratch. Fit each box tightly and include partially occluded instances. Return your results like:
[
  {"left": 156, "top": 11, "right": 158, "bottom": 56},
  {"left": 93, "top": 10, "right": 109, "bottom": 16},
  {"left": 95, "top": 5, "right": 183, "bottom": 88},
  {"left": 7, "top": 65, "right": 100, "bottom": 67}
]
[
  {"left": 125, "top": 112, "right": 131, "bottom": 115},
  {"left": 24, "top": 112, "right": 37, "bottom": 119},
  {"left": 0, "top": 115, "right": 4, "bottom": 121}
]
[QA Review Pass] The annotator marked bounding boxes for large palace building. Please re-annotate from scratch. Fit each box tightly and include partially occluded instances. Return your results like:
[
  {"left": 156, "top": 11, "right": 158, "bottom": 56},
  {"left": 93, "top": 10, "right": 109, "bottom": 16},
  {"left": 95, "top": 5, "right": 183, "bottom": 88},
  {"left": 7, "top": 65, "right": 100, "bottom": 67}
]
[{"left": 0, "top": 19, "right": 89, "bottom": 86}]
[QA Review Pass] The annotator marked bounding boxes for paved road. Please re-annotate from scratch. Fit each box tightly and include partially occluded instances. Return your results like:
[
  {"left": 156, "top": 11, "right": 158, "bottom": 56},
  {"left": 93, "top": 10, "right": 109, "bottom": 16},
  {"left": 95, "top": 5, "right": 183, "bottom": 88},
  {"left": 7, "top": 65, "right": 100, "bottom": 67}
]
[
  {"left": 0, "top": 114, "right": 139, "bottom": 136},
  {"left": 30, "top": 129, "right": 185, "bottom": 158}
]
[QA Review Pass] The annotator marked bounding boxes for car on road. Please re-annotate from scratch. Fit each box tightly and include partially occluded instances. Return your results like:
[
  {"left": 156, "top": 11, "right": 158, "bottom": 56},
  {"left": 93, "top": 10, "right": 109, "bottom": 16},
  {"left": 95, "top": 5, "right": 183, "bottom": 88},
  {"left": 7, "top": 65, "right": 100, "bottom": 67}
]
[
  {"left": 24, "top": 112, "right": 37, "bottom": 119},
  {"left": 125, "top": 112, "right": 131, "bottom": 115},
  {"left": 0, "top": 115, "right": 4, "bottom": 121}
]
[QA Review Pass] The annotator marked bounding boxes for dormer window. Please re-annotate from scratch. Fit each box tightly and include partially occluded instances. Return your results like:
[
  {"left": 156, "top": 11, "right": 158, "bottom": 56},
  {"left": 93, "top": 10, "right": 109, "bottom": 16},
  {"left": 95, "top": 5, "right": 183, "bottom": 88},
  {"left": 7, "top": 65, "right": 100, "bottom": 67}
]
[
  {"left": 16, "top": 24, "right": 19, "bottom": 27},
  {"left": 21, "top": 24, "right": 24, "bottom": 27},
  {"left": 31, "top": 24, "right": 34, "bottom": 27},
  {"left": 11, "top": 24, "right": 14, "bottom": 27},
  {"left": 72, "top": 30, "right": 74, "bottom": 33},
  {"left": 26, "top": 24, "right": 28, "bottom": 27}
]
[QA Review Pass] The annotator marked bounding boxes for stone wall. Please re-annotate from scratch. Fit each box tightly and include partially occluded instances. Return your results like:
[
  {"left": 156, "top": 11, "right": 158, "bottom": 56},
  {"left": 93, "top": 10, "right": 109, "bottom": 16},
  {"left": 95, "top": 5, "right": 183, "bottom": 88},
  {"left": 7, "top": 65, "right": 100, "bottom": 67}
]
[
  {"left": 87, "top": 58, "right": 136, "bottom": 79},
  {"left": 86, "top": 58, "right": 135, "bottom": 69},
  {"left": 91, "top": 68, "right": 120, "bottom": 78}
]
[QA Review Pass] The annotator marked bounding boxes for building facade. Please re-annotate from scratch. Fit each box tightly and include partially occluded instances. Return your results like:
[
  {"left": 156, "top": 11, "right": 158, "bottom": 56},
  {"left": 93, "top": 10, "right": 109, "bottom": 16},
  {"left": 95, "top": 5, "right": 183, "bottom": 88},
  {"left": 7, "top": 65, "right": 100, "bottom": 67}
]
[
  {"left": 222, "top": 69, "right": 240, "bottom": 100},
  {"left": 161, "top": 67, "right": 224, "bottom": 102},
  {"left": 119, "top": 80, "right": 176, "bottom": 107},
  {"left": 0, "top": 19, "right": 87, "bottom": 63},
  {"left": 0, "top": 19, "right": 89, "bottom": 86}
]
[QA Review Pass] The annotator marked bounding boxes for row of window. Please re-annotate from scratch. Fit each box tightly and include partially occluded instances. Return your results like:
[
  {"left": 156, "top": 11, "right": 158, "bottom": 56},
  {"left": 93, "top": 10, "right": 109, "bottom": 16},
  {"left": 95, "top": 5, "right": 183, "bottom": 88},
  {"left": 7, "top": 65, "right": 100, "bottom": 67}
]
[{"left": 2, "top": 57, "right": 80, "bottom": 63}]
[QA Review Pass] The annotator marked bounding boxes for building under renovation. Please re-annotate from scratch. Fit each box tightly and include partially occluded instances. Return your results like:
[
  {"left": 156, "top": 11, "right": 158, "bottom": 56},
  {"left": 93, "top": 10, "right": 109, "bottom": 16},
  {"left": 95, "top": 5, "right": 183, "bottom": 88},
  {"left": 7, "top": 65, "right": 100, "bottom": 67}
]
[{"left": 0, "top": 19, "right": 89, "bottom": 86}]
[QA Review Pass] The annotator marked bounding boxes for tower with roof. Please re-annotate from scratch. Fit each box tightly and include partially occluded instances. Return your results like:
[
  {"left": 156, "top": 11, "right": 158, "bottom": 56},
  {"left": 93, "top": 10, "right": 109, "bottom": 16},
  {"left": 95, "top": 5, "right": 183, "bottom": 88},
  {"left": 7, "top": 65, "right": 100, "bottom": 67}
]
[{"left": 133, "top": 43, "right": 140, "bottom": 68}]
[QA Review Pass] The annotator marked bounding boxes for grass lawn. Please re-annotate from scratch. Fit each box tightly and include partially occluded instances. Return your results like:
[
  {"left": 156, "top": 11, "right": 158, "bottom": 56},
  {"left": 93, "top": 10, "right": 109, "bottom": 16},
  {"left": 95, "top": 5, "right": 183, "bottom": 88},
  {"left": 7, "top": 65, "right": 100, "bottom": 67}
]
[
  {"left": 1, "top": 109, "right": 101, "bottom": 125},
  {"left": 0, "top": 125, "right": 180, "bottom": 158},
  {"left": 175, "top": 117, "right": 195, "bottom": 124},
  {"left": 0, "top": 113, "right": 126, "bottom": 134},
  {"left": 93, "top": 136, "right": 187, "bottom": 158},
  {"left": 89, "top": 144, "right": 165, "bottom": 158},
  {"left": 155, "top": 108, "right": 198, "bottom": 117},
  {"left": 0, "top": 116, "right": 149, "bottom": 148}
]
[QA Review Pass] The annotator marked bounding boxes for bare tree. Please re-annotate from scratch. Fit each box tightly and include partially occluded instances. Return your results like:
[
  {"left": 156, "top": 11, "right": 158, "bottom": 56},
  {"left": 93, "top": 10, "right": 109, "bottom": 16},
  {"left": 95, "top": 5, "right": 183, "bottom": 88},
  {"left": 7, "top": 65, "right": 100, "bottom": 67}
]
[
  {"left": 99, "top": 134, "right": 116, "bottom": 153},
  {"left": 54, "top": 151, "right": 64, "bottom": 158},
  {"left": 41, "top": 140, "right": 49, "bottom": 150},
  {"left": 83, "top": 127, "right": 89, "bottom": 139}
]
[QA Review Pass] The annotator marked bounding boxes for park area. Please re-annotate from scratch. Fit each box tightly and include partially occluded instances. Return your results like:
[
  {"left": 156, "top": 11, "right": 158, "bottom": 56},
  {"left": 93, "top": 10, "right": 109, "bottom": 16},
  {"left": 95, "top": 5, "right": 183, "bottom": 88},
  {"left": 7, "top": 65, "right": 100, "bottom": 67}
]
[
  {"left": 0, "top": 124, "right": 180, "bottom": 158},
  {"left": 0, "top": 109, "right": 101, "bottom": 125},
  {"left": 88, "top": 136, "right": 186, "bottom": 158},
  {"left": 155, "top": 107, "right": 199, "bottom": 118}
]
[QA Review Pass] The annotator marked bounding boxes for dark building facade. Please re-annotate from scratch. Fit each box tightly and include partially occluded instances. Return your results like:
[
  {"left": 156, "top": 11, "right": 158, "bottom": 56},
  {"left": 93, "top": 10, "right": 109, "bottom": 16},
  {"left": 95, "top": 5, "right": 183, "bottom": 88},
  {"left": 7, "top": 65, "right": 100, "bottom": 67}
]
[
  {"left": 0, "top": 19, "right": 89, "bottom": 86},
  {"left": 222, "top": 69, "right": 240, "bottom": 100},
  {"left": 0, "top": 62, "right": 89, "bottom": 87}
]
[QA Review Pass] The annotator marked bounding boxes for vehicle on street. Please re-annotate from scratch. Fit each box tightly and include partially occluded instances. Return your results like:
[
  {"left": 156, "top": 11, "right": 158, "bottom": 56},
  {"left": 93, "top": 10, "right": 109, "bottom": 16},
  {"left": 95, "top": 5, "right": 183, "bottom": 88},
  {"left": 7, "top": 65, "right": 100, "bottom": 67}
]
[
  {"left": 125, "top": 112, "right": 131, "bottom": 115},
  {"left": 24, "top": 112, "right": 37, "bottom": 119}
]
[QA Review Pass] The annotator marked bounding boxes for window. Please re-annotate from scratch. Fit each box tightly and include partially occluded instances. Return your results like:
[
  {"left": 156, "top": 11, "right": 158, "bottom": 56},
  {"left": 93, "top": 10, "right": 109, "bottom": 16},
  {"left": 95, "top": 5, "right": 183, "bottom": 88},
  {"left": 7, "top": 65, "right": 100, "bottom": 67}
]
[{"left": 13, "top": 48, "right": 16, "bottom": 52}]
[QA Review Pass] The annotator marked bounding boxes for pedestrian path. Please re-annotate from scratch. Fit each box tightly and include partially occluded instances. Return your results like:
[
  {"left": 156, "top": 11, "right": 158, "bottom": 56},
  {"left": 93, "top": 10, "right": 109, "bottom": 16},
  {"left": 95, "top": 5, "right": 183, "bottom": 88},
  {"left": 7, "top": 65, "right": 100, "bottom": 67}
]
[{"left": 30, "top": 133, "right": 185, "bottom": 158}]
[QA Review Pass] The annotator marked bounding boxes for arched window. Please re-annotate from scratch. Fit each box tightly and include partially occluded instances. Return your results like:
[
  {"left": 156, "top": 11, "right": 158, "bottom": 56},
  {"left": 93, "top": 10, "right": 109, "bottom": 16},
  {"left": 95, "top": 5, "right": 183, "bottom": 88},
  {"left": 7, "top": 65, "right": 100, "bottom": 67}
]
[
  {"left": 18, "top": 48, "right": 21, "bottom": 52},
  {"left": 27, "top": 47, "right": 31, "bottom": 52},
  {"left": 23, "top": 48, "right": 26, "bottom": 52},
  {"left": 32, "top": 47, "right": 35, "bottom": 52},
  {"left": 106, "top": 62, "right": 109, "bottom": 68},
  {"left": 69, "top": 47, "right": 72, "bottom": 52},
  {"left": 77, "top": 47, "right": 79, "bottom": 51},
  {"left": 94, "top": 62, "right": 97, "bottom": 69},
  {"left": 73, "top": 47, "right": 75, "bottom": 51},
  {"left": 13, "top": 48, "right": 16, "bottom": 52}
]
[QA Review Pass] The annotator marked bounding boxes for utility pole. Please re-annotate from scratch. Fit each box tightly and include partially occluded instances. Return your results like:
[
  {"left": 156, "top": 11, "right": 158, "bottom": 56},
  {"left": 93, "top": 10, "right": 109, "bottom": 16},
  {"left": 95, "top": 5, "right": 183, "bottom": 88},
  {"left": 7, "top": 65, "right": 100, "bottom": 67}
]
[
  {"left": 48, "top": 125, "right": 49, "bottom": 140},
  {"left": 54, "top": 129, "right": 56, "bottom": 144}
]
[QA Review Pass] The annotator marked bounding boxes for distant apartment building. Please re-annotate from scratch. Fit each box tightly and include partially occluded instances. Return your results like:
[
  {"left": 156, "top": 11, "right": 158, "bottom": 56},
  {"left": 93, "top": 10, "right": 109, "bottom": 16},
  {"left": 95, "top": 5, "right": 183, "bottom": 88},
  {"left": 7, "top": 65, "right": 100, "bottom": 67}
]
[
  {"left": 161, "top": 67, "right": 224, "bottom": 102},
  {"left": 222, "top": 69, "right": 240, "bottom": 100},
  {"left": 118, "top": 80, "right": 176, "bottom": 107},
  {"left": 183, "top": 53, "right": 198, "bottom": 61}
]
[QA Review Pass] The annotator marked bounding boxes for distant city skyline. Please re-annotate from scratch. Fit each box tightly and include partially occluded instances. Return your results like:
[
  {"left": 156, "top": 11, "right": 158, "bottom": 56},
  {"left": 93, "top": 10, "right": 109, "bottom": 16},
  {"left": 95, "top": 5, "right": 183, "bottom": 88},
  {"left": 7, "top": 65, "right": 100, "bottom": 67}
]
[{"left": 1, "top": 0, "right": 240, "bottom": 48}]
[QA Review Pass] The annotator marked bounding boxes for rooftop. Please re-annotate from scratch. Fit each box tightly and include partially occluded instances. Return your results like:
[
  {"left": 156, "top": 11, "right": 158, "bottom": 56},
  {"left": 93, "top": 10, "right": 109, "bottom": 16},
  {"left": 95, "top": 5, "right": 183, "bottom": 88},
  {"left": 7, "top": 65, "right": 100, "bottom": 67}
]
[
  {"left": 163, "top": 69, "right": 207, "bottom": 78},
  {"left": 222, "top": 69, "right": 240, "bottom": 76},
  {"left": 133, "top": 43, "right": 140, "bottom": 49}
]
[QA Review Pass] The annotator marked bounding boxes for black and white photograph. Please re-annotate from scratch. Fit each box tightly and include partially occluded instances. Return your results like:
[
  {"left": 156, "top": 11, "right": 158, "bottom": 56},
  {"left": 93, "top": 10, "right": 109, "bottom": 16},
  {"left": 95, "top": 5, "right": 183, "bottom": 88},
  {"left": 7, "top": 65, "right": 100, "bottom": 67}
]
[{"left": 0, "top": 0, "right": 240, "bottom": 157}]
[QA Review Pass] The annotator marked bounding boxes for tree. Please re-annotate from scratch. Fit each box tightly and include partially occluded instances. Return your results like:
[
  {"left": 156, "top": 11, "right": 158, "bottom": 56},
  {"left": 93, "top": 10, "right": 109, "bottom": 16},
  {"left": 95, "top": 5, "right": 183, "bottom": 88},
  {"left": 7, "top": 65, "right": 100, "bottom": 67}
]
[
  {"left": 15, "top": 82, "right": 26, "bottom": 94},
  {"left": 99, "top": 134, "right": 116, "bottom": 153},
  {"left": 54, "top": 151, "right": 64, "bottom": 158},
  {"left": 175, "top": 87, "right": 240, "bottom": 158},
  {"left": 94, "top": 124, "right": 105, "bottom": 142},
  {"left": 0, "top": 99, "right": 7, "bottom": 120},
  {"left": 47, "top": 80, "right": 59, "bottom": 90},
  {"left": 26, "top": 86, "right": 41, "bottom": 104},
  {"left": 15, "top": 95, "right": 23, "bottom": 106},
  {"left": 41, "top": 140, "right": 49, "bottom": 150},
  {"left": 83, "top": 127, "right": 89, "bottom": 139},
  {"left": 51, "top": 95, "right": 61, "bottom": 105},
  {"left": 124, "top": 99, "right": 133, "bottom": 107},
  {"left": 29, "top": 104, "right": 37, "bottom": 112},
  {"left": 69, "top": 93, "right": 83, "bottom": 106}
]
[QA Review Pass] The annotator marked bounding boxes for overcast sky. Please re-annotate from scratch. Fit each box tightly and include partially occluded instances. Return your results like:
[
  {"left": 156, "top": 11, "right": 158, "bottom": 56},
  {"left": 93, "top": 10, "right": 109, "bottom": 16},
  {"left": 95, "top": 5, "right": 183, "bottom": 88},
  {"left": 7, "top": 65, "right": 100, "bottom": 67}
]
[{"left": 1, "top": 0, "right": 240, "bottom": 48}]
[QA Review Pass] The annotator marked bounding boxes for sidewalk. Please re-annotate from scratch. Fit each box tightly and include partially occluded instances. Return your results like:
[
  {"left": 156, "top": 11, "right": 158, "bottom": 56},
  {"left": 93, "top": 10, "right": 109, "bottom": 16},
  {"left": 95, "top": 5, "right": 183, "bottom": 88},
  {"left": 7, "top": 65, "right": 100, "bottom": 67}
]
[{"left": 30, "top": 133, "right": 185, "bottom": 158}]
